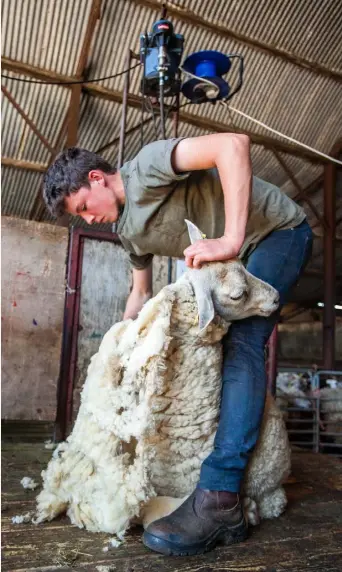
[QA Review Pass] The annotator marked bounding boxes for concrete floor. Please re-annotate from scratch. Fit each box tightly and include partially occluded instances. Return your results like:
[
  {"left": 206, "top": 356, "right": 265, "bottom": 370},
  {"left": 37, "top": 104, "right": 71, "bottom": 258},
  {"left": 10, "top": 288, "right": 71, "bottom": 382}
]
[{"left": 2, "top": 437, "right": 342, "bottom": 572}]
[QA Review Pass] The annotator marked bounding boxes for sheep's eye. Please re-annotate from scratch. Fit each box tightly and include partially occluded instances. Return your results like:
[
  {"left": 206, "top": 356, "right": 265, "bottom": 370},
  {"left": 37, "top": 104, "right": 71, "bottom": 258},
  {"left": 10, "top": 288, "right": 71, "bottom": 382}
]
[{"left": 230, "top": 291, "right": 245, "bottom": 301}]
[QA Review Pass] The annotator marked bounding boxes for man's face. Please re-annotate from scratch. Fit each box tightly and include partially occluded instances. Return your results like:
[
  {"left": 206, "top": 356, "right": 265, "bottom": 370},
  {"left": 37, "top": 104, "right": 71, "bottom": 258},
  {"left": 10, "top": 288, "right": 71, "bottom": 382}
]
[{"left": 64, "top": 178, "right": 119, "bottom": 225}]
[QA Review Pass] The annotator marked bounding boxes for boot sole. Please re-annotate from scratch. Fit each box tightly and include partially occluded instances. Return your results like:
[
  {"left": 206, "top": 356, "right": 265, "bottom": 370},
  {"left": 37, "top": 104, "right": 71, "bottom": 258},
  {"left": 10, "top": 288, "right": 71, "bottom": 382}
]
[{"left": 143, "top": 524, "right": 248, "bottom": 557}]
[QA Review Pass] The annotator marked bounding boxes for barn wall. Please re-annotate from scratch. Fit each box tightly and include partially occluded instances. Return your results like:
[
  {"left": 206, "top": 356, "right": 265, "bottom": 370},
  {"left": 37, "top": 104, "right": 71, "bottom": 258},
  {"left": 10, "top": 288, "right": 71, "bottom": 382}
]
[
  {"left": 278, "top": 319, "right": 342, "bottom": 365},
  {"left": 1, "top": 217, "right": 68, "bottom": 420},
  {"left": 72, "top": 239, "right": 175, "bottom": 419}
]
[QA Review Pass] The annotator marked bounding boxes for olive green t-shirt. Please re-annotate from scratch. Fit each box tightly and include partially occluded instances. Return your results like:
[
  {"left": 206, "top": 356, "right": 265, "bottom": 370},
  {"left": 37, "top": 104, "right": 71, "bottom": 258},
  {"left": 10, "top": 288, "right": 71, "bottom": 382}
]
[{"left": 117, "top": 138, "right": 306, "bottom": 270}]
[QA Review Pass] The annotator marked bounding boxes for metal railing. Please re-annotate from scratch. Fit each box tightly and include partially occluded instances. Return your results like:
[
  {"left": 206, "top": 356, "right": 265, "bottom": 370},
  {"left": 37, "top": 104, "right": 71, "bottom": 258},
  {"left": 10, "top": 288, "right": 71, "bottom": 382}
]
[{"left": 276, "top": 369, "right": 342, "bottom": 458}]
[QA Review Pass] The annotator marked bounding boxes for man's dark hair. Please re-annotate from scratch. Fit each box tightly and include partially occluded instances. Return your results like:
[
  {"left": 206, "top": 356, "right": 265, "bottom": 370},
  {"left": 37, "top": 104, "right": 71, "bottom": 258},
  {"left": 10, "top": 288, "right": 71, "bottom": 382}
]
[{"left": 43, "top": 147, "right": 116, "bottom": 217}]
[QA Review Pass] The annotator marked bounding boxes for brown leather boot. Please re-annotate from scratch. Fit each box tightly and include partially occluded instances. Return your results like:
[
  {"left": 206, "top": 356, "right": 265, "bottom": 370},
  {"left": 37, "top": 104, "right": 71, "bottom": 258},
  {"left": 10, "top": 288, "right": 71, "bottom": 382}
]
[{"left": 143, "top": 488, "right": 247, "bottom": 556}]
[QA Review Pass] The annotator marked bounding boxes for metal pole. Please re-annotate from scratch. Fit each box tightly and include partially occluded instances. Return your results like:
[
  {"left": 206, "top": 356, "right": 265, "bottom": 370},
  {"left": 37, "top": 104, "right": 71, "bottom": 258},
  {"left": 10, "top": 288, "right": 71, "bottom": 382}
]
[
  {"left": 323, "top": 159, "right": 337, "bottom": 369},
  {"left": 266, "top": 325, "right": 278, "bottom": 395},
  {"left": 167, "top": 94, "right": 180, "bottom": 284},
  {"left": 117, "top": 49, "right": 132, "bottom": 169}
]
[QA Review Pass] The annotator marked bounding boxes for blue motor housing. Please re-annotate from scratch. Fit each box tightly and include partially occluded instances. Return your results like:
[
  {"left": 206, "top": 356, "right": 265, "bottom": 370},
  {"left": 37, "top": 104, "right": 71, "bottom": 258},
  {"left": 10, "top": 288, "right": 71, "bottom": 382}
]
[{"left": 140, "top": 20, "right": 184, "bottom": 97}]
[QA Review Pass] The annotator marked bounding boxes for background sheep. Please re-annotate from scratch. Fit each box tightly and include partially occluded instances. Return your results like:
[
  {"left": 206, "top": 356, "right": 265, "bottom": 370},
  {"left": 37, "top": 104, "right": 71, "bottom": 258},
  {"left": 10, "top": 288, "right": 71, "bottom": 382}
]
[
  {"left": 35, "top": 221, "right": 290, "bottom": 535},
  {"left": 320, "top": 384, "right": 342, "bottom": 446},
  {"left": 276, "top": 372, "right": 312, "bottom": 412}
]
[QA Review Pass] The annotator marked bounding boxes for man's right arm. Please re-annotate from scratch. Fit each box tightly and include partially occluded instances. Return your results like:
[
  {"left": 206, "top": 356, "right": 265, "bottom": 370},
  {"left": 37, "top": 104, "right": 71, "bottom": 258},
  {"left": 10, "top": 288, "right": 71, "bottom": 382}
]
[{"left": 123, "top": 264, "right": 153, "bottom": 320}]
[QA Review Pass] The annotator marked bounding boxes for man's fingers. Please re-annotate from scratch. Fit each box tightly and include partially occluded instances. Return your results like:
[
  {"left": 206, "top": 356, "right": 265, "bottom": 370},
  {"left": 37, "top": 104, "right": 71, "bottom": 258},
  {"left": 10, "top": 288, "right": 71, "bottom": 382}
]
[
  {"left": 193, "top": 255, "right": 202, "bottom": 269},
  {"left": 184, "top": 239, "right": 207, "bottom": 256},
  {"left": 185, "top": 254, "right": 194, "bottom": 268}
]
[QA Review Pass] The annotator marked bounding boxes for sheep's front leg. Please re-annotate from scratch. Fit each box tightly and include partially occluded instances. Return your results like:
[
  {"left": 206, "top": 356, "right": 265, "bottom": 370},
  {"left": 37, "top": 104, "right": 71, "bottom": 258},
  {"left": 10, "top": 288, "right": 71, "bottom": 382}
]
[
  {"left": 242, "top": 497, "right": 260, "bottom": 526},
  {"left": 257, "top": 487, "right": 287, "bottom": 521}
]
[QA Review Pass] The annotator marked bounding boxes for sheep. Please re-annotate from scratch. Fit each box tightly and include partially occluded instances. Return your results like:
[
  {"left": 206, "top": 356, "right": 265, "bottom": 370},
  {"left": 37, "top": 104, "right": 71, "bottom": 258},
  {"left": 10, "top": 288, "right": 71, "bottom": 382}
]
[
  {"left": 276, "top": 372, "right": 312, "bottom": 412},
  {"left": 319, "top": 385, "right": 342, "bottom": 446},
  {"left": 35, "top": 220, "right": 290, "bottom": 535}
]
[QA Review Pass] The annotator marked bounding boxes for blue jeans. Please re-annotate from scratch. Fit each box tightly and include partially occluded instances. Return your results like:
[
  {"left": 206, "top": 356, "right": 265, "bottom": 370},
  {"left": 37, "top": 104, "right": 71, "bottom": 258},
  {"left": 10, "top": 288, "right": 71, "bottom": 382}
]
[{"left": 198, "top": 219, "right": 313, "bottom": 492}]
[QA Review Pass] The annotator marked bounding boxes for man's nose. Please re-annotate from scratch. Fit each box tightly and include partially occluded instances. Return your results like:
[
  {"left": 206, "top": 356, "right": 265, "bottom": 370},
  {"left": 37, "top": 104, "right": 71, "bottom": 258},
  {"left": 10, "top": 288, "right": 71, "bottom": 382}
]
[{"left": 82, "top": 213, "right": 95, "bottom": 225}]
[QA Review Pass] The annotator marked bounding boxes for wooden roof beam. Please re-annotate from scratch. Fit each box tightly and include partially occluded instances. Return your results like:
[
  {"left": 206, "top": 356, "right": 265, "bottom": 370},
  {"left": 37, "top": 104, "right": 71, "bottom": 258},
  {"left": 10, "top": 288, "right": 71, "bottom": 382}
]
[
  {"left": 292, "top": 175, "right": 323, "bottom": 202},
  {"left": 83, "top": 81, "right": 328, "bottom": 164},
  {"left": 2, "top": 85, "right": 54, "bottom": 154},
  {"left": 272, "top": 149, "right": 327, "bottom": 229},
  {"left": 66, "top": 0, "right": 102, "bottom": 148},
  {"left": 1, "top": 157, "right": 47, "bottom": 172},
  {"left": 33, "top": 0, "right": 102, "bottom": 223},
  {"left": 0, "top": 58, "right": 333, "bottom": 165},
  {"left": 129, "top": 0, "right": 342, "bottom": 83}
]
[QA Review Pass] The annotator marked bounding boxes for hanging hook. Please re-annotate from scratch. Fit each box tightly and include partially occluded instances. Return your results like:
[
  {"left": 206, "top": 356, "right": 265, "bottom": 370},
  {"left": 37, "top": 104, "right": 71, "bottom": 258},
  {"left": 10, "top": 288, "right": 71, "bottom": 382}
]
[{"left": 161, "top": 3, "right": 167, "bottom": 19}]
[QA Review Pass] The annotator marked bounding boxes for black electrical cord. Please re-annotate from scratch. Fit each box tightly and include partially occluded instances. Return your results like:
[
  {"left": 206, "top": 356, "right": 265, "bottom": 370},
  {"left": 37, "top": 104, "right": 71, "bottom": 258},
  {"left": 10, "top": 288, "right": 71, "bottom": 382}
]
[
  {"left": 140, "top": 32, "right": 148, "bottom": 149},
  {"left": 159, "top": 82, "right": 166, "bottom": 139},
  {"left": 1, "top": 63, "right": 141, "bottom": 85},
  {"left": 146, "top": 97, "right": 159, "bottom": 140}
]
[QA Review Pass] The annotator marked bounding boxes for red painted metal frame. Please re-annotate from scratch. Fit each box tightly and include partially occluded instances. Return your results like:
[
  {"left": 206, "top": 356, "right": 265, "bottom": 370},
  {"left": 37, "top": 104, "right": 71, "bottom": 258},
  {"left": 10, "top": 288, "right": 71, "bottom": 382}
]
[
  {"left": 266, "top": 325, "right": 278, "bottom": 395},
  {"left": 55, "top": 227, "right": 121, "bottom": 441}
]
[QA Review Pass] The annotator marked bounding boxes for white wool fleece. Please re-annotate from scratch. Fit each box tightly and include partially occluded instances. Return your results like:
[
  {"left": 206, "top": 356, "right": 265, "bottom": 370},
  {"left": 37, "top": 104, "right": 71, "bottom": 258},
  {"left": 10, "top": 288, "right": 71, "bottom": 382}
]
[{"left": 35, "top": 272, "right": 291, "bottom": 534}]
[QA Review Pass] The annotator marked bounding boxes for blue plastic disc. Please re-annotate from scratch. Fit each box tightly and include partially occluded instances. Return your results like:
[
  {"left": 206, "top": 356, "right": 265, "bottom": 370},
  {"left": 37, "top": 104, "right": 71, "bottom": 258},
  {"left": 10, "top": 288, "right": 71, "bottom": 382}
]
[{"left": 182, "top": 50, "right": 231, "bottom": 77}]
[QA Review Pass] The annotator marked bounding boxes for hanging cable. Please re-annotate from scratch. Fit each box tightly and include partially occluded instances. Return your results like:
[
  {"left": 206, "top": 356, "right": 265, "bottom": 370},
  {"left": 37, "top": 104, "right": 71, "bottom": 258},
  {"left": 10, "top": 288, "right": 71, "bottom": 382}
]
[
  {"left": 179, "top": 65, "right": 220, "bottom": 99},
  {"left": 220, "top": 101, "right": 342, "bottom": 166},
  {"left": 146, "top": 97, "right": 159, "bottom": 139},
  {"left": 1, "top": 63, "right": 141, "bottom": 85},
  {"left": 178, "top": 67, "right": 342, "bottom": 165},
  {"left": 140, "top": 32, "right": 148, "bottom": 149}
]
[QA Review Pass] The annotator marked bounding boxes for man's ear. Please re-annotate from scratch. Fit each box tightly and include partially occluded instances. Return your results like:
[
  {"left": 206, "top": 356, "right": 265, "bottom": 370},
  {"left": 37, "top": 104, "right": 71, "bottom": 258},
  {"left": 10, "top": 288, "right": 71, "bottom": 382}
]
[
  {"left": 88, "top": 170, "right": 105, "bottom": 185},
  {"left": 185, "top": 219, "right": 206, "bottom": 245}
]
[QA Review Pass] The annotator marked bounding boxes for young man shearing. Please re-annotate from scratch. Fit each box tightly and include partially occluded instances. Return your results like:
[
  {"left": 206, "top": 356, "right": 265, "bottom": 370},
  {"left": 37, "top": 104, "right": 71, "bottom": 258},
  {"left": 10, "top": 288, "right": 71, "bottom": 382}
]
[{"left": 43, "top": 133, "right": 313, "bottom": 556}]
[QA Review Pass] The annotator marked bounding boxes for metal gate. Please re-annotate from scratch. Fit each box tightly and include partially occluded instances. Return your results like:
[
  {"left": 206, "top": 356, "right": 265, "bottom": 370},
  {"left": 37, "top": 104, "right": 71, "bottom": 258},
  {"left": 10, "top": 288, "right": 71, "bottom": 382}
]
[{"left": 276, "top": 368, "right": 342, "bottom": 458}]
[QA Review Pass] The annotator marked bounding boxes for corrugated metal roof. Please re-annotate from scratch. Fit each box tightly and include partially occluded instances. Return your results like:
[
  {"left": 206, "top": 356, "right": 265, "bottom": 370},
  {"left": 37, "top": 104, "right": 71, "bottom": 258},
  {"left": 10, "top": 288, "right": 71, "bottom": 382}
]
[
  {"left": 1, "top": 0, "right": 93, "bottom": 75},
  {"left": 152, "top": 0, "right": 342, "bottom": 68},
  {"left": 1, "top": 0, "right": 342, "bottom": 307}
]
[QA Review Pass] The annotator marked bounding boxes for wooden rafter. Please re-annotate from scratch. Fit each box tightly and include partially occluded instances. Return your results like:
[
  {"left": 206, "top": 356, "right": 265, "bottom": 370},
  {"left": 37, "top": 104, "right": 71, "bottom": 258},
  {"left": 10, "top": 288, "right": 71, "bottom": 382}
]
[
  {"left": 130, "top": 0, "right": 342, "bottom": 83},
  {"left": 292, "top": 175, "right": 323, "bottom": 202},
  {"left": 272, "top": 149, "right": 327, "bottom": 229},
  {"left": 66, "top": 0, "right": 102, "bottom": 148},
  {"left": 1, "top": 85, "right": 54, "bottom": 154},
  {"left": 31, "top": 0, "right": 102, "bottom": 223},
  {"left": 1, "top": 57, "right": 334, "bottom": 165},
  {"left": 1, "top": 157, "right": 47, "bottom": 172}
]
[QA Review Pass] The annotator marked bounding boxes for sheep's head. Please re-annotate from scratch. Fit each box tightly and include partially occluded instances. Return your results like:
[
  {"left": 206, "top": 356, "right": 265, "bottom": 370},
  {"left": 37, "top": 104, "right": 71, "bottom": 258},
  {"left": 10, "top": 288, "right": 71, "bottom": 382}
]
[{"left": 185, "top": 220, "right": 279, "bottom": 331}]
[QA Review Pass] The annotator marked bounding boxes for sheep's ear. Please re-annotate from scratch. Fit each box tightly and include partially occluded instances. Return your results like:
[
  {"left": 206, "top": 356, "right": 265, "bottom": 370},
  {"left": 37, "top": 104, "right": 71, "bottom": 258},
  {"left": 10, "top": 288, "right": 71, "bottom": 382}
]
[
  {"left": 196, "top": 292, "right": 215, "bottom": 331},
  {"left": 190, "top": 273, "right": 215, "bottom": 331},
  {"left": 185, "top": 219, "right": 206, "bottom": 245}
]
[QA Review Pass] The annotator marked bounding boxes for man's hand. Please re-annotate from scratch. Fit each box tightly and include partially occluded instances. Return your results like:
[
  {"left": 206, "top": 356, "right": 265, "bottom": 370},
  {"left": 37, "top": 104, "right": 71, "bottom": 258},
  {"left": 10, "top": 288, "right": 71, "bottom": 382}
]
[
  {"left": 184, "top": 235, "right": 242, "bottom": 269},
  {"left": 123, "top": 265, "right": 153, "bottom": 320},
  {"left": 123, "top": 290, "right": 152, "bottom": 320}
]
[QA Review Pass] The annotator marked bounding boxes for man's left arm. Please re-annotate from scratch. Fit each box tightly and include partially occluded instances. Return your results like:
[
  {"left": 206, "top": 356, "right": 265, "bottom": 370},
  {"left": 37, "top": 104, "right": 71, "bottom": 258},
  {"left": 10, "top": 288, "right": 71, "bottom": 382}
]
[{"left": 172, "top": 133, "right": 252, "bottom": 268}]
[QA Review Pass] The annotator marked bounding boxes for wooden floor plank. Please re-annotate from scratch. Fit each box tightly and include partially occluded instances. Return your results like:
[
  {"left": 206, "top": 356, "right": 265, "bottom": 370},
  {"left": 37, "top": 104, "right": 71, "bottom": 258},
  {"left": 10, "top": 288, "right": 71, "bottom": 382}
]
[{"left": 2, "top": 442, "right": 342, "bottom": 572}]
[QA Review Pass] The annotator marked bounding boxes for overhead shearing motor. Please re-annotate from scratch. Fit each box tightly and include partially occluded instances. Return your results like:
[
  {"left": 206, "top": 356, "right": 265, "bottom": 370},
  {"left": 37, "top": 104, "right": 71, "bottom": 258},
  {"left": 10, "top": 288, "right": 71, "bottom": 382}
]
[
  {"left": 140, "top": 19, "right": 184, "bottom": 97},
  {"left": 139, "top": 17, "right": 244, "bottom": 139}
]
